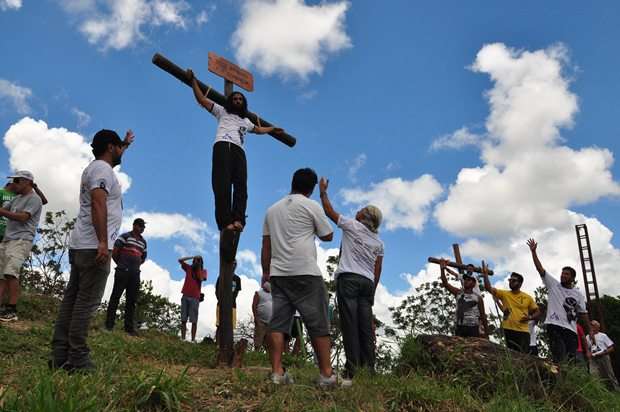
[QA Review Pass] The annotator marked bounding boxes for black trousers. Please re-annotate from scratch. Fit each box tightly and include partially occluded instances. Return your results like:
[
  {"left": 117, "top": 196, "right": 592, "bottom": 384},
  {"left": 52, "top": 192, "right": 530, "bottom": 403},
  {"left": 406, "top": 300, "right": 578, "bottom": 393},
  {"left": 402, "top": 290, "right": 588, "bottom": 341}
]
[
  {"left": 547, "top": 324, "right": 578, "bottom": 363},
  {"left": 504, "top": 329, "right": 530, "bottom": 353},
  {"left": 336, "top": 273, "right": 375, "bottom": 378},
  {"left": 212, "top": 141, "right": 247, "bottom": 231},
  {"left": 105, "top": 268, "right": 140, "bottom": 332}
]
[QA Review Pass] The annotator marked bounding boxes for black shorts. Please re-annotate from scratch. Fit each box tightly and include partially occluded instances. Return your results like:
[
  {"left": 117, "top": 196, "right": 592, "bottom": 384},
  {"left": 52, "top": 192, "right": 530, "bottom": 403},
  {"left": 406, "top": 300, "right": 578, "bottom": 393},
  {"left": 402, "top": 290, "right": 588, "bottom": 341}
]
[
  {"left": 455, "top": 325, "right": 480, "bottom": 338},
  {"left": 269, "top": 276, "right": 329, "bottom": 339}
]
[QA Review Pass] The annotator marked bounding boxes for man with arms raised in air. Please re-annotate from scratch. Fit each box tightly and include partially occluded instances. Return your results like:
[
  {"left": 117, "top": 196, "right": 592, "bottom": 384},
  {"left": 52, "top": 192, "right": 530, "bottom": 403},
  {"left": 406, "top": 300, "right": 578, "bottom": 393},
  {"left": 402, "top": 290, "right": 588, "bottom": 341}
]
[
  {"left": 527, "top": 238, "right": 594, "bottom": 363},
  {"left": 179, "top": 255, "right": 207, "bottom": 342},
  {"left": 51, "top": 129, "right": 134, "bottom": 372},
  {"left": 439, "top": 259, "right": 489, "bottom": 338},
  {"left": 318, "top": 176, "right": 384, "bottom": 387},
  {"left": 481, "top": 264, "right": 540, "bottom": 353},
  {"left": 187, "top": 69, "right": 284, "bottom": 233},
  {"left": 261, "top": 168, "right": 335, "bottom": 387}
]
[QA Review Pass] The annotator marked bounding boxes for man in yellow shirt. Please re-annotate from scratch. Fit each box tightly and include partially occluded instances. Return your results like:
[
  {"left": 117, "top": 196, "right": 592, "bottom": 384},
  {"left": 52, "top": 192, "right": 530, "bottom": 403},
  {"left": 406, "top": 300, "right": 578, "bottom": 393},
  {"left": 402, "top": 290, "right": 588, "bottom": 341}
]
[{"left": 482, "top": 263, "right": 540, "bottom": 353}]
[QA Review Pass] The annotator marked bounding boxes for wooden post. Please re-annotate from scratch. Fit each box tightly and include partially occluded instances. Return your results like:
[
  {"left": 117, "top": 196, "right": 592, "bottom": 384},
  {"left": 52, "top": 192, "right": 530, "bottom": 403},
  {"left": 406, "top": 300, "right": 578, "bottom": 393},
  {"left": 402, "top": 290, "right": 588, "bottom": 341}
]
[
  {"left": 216, "top": 229, "right": 240, "bottom": 367},
  {"left": 224, "top": 79, "right": 233, "bottom": 97},
  {"left": 452, "top": 244, "right": 464, "bottom": 274}
]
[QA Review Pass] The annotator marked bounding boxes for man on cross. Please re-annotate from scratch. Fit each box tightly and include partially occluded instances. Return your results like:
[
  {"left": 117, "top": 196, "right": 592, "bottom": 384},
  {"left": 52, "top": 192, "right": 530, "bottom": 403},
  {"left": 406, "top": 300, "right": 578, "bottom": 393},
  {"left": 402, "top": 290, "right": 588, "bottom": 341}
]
[
  {"left": 187, "top": 69, "right": 284, "bottom": 233},
  {"left": 439, "top": 259, "right": 489, "bottom": 338}
]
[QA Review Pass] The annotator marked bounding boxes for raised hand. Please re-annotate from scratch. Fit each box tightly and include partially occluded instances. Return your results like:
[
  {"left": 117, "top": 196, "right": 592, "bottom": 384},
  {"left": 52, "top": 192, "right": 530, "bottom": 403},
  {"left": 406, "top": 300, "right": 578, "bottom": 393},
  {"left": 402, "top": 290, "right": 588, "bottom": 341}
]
[
  {"left": 319, "top": 177, "right": 329, "bottom": 193},
  {"left": 526, "top": 238, "right": 537, "bottom": 252},
  {"left": 186, "top": 68, "right": 195, "bottom": 80},
  {"left": 124, "top": 130, "right": 135, "bottom": 146}
]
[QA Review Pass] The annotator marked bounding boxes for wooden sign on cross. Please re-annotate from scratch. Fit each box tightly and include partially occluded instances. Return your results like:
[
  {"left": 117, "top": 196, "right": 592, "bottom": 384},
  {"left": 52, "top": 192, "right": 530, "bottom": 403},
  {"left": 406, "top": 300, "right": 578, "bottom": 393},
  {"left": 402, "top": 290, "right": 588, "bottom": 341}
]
[{"left": 208, "top": 51, "right": 254, "bottom": 93}]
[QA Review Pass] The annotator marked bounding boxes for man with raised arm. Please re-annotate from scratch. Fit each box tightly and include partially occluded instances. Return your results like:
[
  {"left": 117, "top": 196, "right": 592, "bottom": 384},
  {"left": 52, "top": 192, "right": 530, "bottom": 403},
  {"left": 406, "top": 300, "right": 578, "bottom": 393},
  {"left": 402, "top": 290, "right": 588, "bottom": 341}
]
[
  {"left": 179, "top": 255, "right": 207, "bottom": 342},
  {"left": 439, "top": 259, "right": 488, "bottom": 338},
  {"left": 261, "top": 168, "right": 335, "bottom": 387},
  {"left": 527, "top": 238, "right": 594, "bottom": 363},
  {"left": 51, "top": 129, "right": 134, "bottom": 372},
  {"left": 187, "top": 69, "right": 284, "bottom": 233},
  {"left": 481, "top": 263, "right": 539, "bottom": 353},
  {"left": 318, "top": 177, "right": 384, "bottom": 386}
]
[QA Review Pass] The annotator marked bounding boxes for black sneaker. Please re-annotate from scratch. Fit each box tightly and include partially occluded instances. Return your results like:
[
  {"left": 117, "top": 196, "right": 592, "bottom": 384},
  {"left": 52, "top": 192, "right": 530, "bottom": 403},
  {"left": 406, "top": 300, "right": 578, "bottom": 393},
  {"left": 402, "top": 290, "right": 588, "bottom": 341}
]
[
  {"left": 125, "top": 329, "right": 139, "bottom": 337},
  {"left": 0, "top": 311, "right": 18, "bottom": 322}
]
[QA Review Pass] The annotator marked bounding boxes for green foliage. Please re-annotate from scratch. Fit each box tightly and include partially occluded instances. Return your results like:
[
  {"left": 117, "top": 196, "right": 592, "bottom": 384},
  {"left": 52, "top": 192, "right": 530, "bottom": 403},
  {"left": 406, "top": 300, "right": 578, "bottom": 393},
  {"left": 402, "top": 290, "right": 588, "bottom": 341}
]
[
  {"left": 21, "top": 211, "right": 75, "bottom": 298},
  {"left": 389, "top": 281, "right": 455, "bottom": 336},
  {"left": 129, "top": 368, "right": 189, "bottom": 411}
]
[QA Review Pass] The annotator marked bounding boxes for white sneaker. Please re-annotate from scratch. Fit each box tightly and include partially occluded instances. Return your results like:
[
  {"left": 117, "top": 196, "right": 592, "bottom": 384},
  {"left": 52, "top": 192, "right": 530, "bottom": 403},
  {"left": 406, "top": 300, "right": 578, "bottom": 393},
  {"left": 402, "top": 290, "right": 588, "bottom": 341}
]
[
  {"left": 317, "top": 373, "right": 338, "bottom": 388},
  {"left": 270, "top": 371, "right": 294, "bottom": 385},
  {"left": 340, "top": 377, "right": 353, "bottom": 388}
]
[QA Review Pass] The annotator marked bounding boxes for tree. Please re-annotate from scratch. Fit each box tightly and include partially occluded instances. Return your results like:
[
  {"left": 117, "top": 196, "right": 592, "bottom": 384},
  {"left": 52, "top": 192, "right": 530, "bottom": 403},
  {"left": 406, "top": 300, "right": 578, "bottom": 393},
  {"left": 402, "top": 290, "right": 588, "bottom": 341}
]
[
  {"left": 389, "top": 281, "right": 456, "bottom": 336},
  {"left": 102, "top": 280, "right": 182, "bottom": 336},
  {"left": 21, "top": 211, "right": 74, "bottom": 298}
]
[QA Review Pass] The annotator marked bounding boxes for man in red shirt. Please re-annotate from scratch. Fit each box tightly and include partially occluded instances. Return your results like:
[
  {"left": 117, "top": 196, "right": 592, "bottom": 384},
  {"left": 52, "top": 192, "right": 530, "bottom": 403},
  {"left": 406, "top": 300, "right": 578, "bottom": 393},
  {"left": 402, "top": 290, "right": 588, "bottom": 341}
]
[
  {"left": 576, "top": 323, "right": 590, "bottom": 367},
  {"left": 179, "top": 256, "right": 207, "bottom": 342}
]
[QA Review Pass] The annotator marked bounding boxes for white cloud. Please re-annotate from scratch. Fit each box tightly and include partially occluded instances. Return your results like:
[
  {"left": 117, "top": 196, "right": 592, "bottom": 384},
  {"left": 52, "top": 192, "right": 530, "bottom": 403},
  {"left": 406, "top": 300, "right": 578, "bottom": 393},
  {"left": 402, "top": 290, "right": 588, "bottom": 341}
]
[
  {"left": 346, "top": 153, "right": 366, "bottom": 182},
  {"left": 232, "top": 0, "right": 351, "bottom": 80},
  {"left": 2, "top": 117, "right": 132, "bottom": 215},
  {"left": 121, "top": 211, "right": 212, "bottom": 252},
  {"left": 341, "top": 175, "right": 443, "bottom": 232},
  {"left": 0, "top": 79, "right": 32, "bottom": 114},
  {"left": 60, "top": 0, "right": 193, "bottom": 50},
  {"left": 236, "top": 249, "right": 262, "bottom": 278},
  {"left": 431, "top": 43, "right": 620, "bottom": 297},
  {"left": 434, "top": 43, "right": 620, "bottom": 238},
  {"left": 71, "top": 107, "right": 92, "bottom": 129},
  {"left": 430, "top": 127, "right": 481, "bottom": 151},
  {"left": 0, "top": 0, "right": 21, "bottom": 11}
]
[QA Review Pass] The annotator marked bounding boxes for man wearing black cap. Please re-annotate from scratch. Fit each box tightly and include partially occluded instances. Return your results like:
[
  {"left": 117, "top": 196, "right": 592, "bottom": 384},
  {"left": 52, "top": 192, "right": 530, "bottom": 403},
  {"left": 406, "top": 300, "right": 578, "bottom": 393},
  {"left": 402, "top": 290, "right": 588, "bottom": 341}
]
[
  {"left": 51, "top": 129, "right": 134, "bottom": 372},
  {"left": 105, "top": 217, "right": 147, "bottom": 336},
  {"left": 481, "top": 263, "right": 540, "bottom": 353}
]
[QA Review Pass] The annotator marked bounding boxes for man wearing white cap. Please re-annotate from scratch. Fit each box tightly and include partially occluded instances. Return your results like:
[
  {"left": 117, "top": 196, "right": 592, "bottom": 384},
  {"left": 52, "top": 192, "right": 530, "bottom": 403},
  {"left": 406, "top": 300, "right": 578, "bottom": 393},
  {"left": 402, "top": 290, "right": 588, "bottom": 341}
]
[{"left": 0, "top": 170, "right": 43, "bottom": 322}]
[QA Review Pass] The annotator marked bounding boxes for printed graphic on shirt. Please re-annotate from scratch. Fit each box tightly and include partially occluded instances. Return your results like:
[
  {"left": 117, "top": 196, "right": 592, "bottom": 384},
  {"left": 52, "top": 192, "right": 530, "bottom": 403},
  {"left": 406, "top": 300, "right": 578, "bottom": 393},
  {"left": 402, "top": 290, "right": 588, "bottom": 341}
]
[{"left": 563, "top": 297, "right": 579, "bottom": 323}]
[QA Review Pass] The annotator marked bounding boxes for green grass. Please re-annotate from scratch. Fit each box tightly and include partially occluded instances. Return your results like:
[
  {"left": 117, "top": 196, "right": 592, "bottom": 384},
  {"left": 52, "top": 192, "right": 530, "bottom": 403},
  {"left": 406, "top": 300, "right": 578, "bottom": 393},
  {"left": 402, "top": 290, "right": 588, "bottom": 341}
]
[{"left": 1, "top": 294, "right": 619, "bottom": 411}]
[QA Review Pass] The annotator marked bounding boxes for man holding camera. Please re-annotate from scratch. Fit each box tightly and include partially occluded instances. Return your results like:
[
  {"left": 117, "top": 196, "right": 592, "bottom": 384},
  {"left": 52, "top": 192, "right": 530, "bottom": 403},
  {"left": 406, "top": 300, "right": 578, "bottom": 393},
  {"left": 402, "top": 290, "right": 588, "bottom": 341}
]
[{"left": 179, "top": 255, "right": 207, "bottom": 342}]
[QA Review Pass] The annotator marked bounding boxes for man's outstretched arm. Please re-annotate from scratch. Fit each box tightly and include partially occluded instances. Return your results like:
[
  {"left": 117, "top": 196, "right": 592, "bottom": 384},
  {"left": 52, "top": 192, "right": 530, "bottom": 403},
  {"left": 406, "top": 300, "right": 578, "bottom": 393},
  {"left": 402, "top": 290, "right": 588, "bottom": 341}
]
[
  {"left": 527, "top": 238, "right": 546, "bottom": 276},
  {"left": 439, "top": 259, "right": 460, "bottom": 296},
  {"left": 187, "top": 69, "right": 214, "bottom": 112},
  {"left": 318, "top": 178, "right": 340, "bottom": 224},
  {"left": 252, "top": 126, "right": 284, "bottom": 135},
  {"left": 481, "top": 261, "right": 497, "bottom": 296}
]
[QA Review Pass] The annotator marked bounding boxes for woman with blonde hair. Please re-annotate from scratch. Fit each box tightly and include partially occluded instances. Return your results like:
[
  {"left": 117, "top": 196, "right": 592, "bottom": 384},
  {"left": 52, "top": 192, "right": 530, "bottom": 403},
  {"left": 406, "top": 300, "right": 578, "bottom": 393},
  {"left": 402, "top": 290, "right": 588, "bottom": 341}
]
[{"left": 318, "top": 177, "right": 384, "bottom": 386}]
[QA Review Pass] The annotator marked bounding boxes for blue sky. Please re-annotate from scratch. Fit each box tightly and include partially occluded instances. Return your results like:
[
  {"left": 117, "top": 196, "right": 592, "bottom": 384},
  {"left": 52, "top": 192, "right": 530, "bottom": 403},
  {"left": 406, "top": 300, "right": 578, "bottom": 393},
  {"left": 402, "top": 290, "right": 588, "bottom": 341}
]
[{"left": 1, "top": 0, "right": 619, "bottom": 335}]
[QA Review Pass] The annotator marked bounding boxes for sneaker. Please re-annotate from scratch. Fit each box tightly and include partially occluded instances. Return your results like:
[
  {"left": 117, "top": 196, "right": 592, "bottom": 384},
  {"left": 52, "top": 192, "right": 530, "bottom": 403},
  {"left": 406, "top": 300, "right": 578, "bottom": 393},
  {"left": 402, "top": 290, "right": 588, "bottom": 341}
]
[
  {"left": 69, "top": 361, "right": 96, "bottom": 375},
  {"left": 340, "top": 377, "right": 353, "bottom": 388},
  {"left": 270, "top": 370, "right": 294, "bottom": 385},
  {"left": 0, "top": 311, "right": 18, "bottom": 322},
  {"left": 317, "top": 373, "right": 338, "bottom": 388},
  {"left": 125, "top": 329, "right": 139, "bottom": 337}
]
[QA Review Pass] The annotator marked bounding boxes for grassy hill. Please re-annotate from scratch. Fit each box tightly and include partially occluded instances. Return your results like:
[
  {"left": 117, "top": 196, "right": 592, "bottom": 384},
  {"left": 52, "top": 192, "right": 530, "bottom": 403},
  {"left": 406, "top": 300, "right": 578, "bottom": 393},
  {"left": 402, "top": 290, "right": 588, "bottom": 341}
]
[{"left": 1, "top": 293, "right": 619, "bottom": 411}]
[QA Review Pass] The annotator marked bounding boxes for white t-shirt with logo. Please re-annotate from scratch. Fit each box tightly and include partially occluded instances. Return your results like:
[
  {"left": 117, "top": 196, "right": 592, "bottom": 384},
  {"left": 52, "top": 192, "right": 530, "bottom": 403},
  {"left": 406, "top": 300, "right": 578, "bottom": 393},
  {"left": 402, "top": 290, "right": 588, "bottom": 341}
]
[
  {"left": 334, "top": 216, "right": 384, "bottom": 282},
  {"left": 542, "top": 271, "right": 587, "bottom": 334},
  {"left": 587, "top": 332, "right": 614, "bottom": 357},
  {"left": 70, "top": 160, "right": 123, "bottom": 250},
  {"left": 210, "top": 102, "right": 255, "bottom": 149},
  {"left": 263, "top": 194, "right": 333, "bottom": 277}
]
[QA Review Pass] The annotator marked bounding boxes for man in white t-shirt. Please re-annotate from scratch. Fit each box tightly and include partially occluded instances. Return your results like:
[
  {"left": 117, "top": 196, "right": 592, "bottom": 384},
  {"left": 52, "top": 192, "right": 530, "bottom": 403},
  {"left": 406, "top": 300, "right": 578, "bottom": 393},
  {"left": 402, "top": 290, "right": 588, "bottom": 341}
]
[
  {"left": 51, "top": 129, "right": 134, "bottom": 373},
  {"left": 261, "top": 168, "right": 335, "bottom": 387},
  {"left": 318, "top": 176, "right": 384, "bottom": 385},
  {"left": 587, "top": 320, "right": 619, "bottom": 391},
  {"left": 527, "top": 238, "right": 594, "bottom": 363},
  {"left": 187, "top": 69, "right": 284, "bottom": 233}
]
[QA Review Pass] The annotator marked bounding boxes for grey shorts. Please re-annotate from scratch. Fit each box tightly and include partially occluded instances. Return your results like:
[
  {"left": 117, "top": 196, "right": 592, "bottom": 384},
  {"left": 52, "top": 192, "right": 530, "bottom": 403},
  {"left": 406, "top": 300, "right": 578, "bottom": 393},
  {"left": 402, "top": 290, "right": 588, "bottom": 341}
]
[
  {"left": 181, "top": 295, "right": 199, "bottom": 324},
  {"left": 269, "top": 275, "right": 329, "bottom": 339}
]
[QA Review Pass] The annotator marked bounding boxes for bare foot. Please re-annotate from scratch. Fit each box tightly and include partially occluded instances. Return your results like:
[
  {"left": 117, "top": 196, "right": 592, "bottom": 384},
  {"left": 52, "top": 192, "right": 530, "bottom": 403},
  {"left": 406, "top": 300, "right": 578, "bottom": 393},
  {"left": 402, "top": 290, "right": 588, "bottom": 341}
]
[{"left": 225, "top": 223, "right": 236, "bottom": 231}]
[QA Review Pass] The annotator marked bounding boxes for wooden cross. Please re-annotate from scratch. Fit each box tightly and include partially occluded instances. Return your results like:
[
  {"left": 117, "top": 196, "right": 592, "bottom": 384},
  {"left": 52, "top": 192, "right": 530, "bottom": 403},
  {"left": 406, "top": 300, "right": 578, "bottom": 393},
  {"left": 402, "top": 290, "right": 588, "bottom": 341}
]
[{"left": 153, "top": 51, "right": 296, "bottom": 366}]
